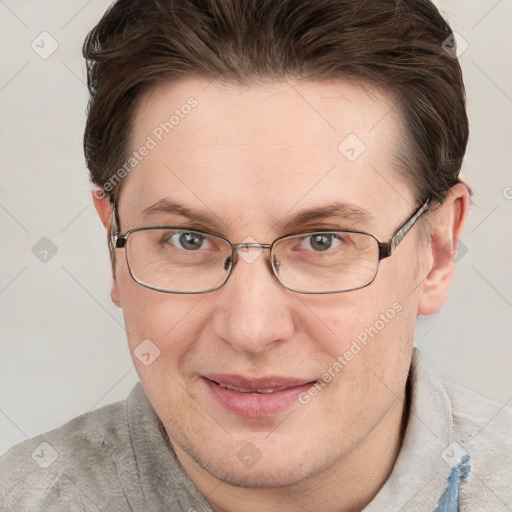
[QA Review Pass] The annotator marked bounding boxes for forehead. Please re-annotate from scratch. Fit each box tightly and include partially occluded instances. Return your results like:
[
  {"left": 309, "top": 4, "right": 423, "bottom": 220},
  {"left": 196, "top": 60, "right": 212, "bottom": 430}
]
[
  {"left": 120, "top": 77, "right": 414, "bottom": 234},
  {"left": 133, "top": 77, "right": 401, "bottom": 150}
]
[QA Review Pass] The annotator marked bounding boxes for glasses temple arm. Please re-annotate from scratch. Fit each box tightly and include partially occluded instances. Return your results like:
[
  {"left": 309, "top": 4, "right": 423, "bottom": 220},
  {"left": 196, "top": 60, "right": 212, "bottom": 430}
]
[
  {"left": 109, "top": 197, "right": 123, "bottom": 251},
  {"left": 378, "top": 199, "right": 430, "bottom": 259}
]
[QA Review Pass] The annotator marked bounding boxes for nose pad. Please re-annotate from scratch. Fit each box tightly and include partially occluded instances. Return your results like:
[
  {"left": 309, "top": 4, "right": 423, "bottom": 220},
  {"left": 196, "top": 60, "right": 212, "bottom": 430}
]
[
  {"left": 223, "top": 255, "right": 232, "bottom": 272},
  {"left": 272, "top": 256, "right": 281, "bottom": 274}
]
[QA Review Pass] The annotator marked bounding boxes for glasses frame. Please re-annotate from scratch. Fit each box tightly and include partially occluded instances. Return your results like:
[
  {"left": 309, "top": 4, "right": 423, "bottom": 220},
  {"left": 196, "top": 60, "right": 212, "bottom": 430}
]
[{"left": 110, "top": 197, "right": 430, "bottom": 294}]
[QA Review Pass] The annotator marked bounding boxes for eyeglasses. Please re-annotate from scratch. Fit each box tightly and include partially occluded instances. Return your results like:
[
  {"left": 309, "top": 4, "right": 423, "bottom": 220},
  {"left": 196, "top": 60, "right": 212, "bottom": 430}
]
[{"left": 110, "top": 198, "right": 429, "bottom": 294}]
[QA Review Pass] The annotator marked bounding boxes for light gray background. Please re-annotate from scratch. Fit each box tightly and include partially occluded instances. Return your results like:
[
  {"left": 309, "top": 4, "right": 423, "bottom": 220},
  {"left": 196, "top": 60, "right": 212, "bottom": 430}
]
[{"left": 1, "top": 0, "right": 511, "bottom": 456}]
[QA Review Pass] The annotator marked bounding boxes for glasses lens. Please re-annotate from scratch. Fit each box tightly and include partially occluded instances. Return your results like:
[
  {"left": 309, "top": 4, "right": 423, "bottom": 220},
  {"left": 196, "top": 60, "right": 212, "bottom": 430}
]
[
  {"left": 124, "top": 228, "right": 379, "bottom": 294},
  {"left": 126, "top": 228, "right": 232, "bottom": 292},
  {"left": 272, "top": 231, "right": 379, "bottom": 292}
]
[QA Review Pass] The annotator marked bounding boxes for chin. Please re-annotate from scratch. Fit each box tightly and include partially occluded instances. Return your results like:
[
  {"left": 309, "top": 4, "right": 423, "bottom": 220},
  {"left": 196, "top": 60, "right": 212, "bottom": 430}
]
[
  {"left": 202, "top": 456, "right": 317, "bottom": 489},
  {"left": 176, "top": 431, "right": 338, "bottom": 489}
]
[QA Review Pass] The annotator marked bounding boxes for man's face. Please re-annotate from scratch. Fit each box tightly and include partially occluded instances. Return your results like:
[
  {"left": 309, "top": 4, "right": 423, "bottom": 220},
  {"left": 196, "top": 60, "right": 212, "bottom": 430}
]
[{"left": 113, "top": 77, "right": 427, "bottom": 487}]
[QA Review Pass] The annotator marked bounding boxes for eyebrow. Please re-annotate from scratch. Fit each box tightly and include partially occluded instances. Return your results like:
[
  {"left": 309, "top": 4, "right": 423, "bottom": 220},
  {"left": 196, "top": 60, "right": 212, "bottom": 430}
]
[
  {"left": 280, "top": 202, "right": 373, "bottom": 230},
  {"left": 141, "top": 198, "right": 373, "bottom": 232},
  {"left": 141, "top": 199, "right": 227, "bottom": 229}
]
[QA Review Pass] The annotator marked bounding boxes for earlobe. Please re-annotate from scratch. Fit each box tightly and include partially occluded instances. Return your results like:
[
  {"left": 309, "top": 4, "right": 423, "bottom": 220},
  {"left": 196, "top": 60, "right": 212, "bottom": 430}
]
[
  {"left": 417, "top": 183, "right": 469, "bottom": 316},
  {"left": 110, "top": 277, "right": 121, "bottom": 307}
]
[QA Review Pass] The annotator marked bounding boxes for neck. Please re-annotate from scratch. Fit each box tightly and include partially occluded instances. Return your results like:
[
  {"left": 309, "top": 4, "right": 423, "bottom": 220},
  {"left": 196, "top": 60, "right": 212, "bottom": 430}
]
[{"left": 175, "top": 391, "right": 408, "bottom": 512}]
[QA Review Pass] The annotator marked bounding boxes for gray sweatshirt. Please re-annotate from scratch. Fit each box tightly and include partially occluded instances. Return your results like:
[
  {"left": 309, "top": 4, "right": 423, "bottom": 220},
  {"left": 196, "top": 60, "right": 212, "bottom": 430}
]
[{"left": 1, "top": 348, "right": 511, "bottom": 511}]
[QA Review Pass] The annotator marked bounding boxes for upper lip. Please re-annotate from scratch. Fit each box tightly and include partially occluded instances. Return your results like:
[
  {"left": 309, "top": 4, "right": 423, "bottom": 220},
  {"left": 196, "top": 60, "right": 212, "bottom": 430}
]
[{"left": 204, "top": 374, "right": 316, "bottom": 392}]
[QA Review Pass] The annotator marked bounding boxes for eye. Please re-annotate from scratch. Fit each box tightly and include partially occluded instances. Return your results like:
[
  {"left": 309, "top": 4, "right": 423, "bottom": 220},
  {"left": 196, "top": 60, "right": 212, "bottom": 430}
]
[
  {"left": 301, "top": 233, "right": 344, "bottom": 252},
  {"left": 167, "top": 231, "right": 208, "bottom": 250}
]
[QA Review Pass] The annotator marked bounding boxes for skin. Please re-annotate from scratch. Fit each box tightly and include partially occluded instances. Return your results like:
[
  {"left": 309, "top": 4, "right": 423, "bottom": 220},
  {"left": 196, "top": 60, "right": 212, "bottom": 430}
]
[{"left": 93, "top": 77, "right": 468, "bottom": 512}]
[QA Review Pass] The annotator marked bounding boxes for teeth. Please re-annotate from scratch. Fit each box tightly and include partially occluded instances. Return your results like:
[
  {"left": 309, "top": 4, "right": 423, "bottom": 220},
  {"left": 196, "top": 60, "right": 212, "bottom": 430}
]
[
  {"left": 218, "top": 382, "right": 282, "bottom": 394},
  {"left": 219, "top": 383, "right": 253, "bottom": 392}
]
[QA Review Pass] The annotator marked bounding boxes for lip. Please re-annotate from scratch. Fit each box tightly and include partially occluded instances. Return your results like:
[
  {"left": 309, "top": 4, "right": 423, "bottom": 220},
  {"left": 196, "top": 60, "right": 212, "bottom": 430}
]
[{"left": 202, "top": 374, "right": 317, "bottom": 418}]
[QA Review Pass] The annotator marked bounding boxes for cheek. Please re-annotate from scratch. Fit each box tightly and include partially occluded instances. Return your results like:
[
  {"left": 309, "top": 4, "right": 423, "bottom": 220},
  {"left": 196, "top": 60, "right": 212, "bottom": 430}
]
[
  {"left": 115, "top": 259, "right": 207, "bottom": 360},
  {"left": 298, "top": 252, "right": 419, "bottom": 393},
  {"left": 300, "top": 276, "right": 414, "bottom": 352}
]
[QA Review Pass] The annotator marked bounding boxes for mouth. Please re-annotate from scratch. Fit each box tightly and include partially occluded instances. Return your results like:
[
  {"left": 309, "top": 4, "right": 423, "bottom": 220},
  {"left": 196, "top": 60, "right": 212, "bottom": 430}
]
[
  {"left": 202, "top": 375, "right": 318, "bottom": 418},
  {"left": 216, "top": 382, "right": 295, "bottom": 394}
]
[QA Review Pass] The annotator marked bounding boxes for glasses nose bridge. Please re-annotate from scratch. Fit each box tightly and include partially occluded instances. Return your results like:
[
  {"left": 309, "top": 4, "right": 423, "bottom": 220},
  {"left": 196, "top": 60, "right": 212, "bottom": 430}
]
[
  {"left": 231, "top": 242, "right": 272, "bottom": 262},
  {"left": 233, "top": 242, "right": 272, "bottom": 252},
  {"left": 228, "top": 242, "right": 274, "bottom": 272}
]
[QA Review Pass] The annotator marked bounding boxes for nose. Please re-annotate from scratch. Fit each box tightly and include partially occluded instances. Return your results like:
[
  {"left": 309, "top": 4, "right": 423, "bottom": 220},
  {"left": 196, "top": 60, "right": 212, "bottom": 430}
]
[{"left": 213, "top": 246, "right": 296, "bottom": 355}]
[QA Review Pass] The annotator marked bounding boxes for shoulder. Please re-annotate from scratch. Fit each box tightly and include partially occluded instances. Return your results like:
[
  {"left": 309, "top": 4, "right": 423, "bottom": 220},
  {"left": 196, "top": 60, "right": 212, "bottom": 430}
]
[
  {"left": 0, "top": 394, "right": 134, "bottom": 511},
  {"left": 445, "top": 380, "right": 512, "bottom": 452},
  {"left": 444, "top": 381, "right": 512, "bottom": 511}
]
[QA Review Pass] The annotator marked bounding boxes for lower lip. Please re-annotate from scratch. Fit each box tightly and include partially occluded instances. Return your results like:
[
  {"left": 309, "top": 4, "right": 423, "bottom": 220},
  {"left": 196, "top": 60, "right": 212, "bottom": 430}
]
[{"left": 203, "top": 378, "right": 316, "bottom": 418}]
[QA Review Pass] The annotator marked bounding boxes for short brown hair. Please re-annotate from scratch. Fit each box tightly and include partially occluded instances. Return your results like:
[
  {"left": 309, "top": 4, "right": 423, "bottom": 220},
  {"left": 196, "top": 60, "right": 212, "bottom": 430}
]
[{"left": 83, "top": 0, "right": 469, "bottom": 206}]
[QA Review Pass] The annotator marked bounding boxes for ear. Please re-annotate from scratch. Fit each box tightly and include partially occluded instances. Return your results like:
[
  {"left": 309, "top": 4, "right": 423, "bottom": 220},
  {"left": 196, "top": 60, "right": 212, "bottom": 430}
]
[
  {"left": 92, "top": 188, "right": 121, "bottom": 308},
  {"left": 92, "top": 188, "right": 114, "bottom": 228},
  {"left": 417, "top": 183, "right": 469, "bottom": 316}
]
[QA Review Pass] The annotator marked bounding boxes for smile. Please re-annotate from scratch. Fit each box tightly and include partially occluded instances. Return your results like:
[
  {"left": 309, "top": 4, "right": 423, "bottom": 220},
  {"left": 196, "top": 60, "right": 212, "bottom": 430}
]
[
  {"left": 217, "top": 382, "right": 298, "bottom": 394},
  {"left": 202, "top": 375, "right": 318, "bottom": 418}
]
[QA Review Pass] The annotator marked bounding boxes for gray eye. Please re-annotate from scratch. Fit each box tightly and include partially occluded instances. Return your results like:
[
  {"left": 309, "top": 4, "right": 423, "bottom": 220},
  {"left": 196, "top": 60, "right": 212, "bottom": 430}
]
[
  {"left": 172, "top": 231, "right": 206, "bottom": 250},
  {"left": 308, "top": 234, "right": 335, "bottom": 251}
]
